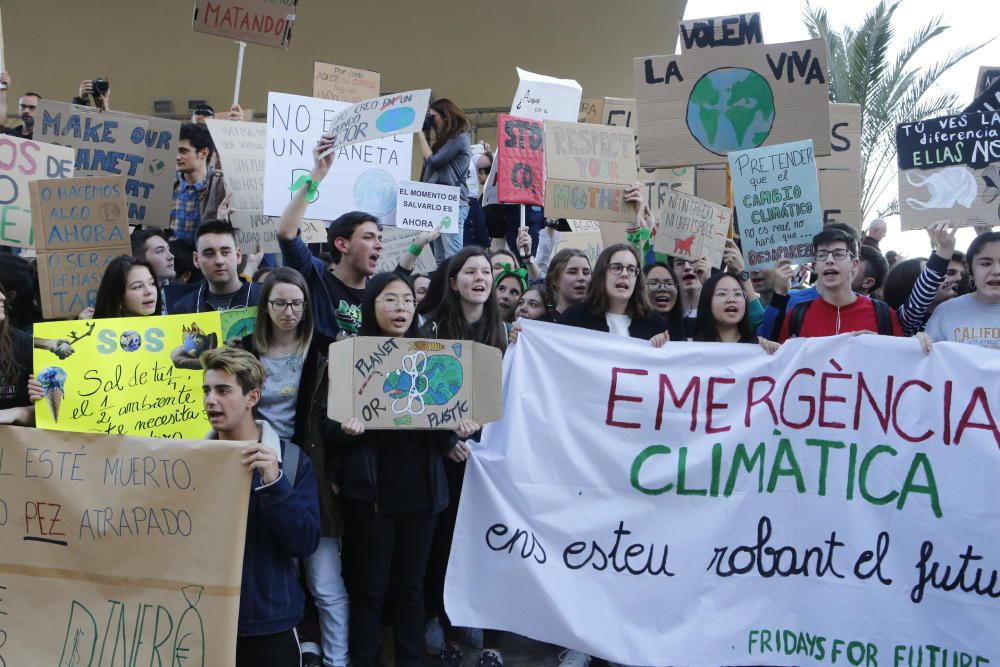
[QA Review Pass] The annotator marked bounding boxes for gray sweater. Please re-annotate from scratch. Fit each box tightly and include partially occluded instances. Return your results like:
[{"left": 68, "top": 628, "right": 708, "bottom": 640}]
[{"left": 420, "top": 132, "right": 472, "bottom": 202}]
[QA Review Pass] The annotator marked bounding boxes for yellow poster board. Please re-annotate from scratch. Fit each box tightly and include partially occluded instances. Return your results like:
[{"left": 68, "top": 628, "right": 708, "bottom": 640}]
[{"left": 33, "top": 312, "right": 224, "bottom": 438}]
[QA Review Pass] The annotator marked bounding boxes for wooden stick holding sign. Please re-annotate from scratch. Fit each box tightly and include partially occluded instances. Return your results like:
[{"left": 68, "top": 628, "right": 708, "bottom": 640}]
[
  {"left": 0, "top": 9, "right": 6, "bottom": 91},
  {"left": 233, "top": 40, "right": 246, "bottom": 107}
]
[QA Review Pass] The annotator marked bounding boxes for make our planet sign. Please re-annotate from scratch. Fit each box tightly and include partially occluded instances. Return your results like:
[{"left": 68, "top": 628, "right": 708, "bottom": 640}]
[{"left": 320, "top": 89, "right": 432, "bottom": 157}]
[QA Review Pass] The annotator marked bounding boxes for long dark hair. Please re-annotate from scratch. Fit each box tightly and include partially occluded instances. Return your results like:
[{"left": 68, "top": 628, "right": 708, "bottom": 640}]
[
  {"left": 584, "top": 243, "right": 651, "bottom": 319},
  {"left": 693, "top": 272, "right": 752, "bottom": 342},
  {"left": 428, "top": 247, "right": 507, "bottom": 350},
  {"left": 643, "top": 261, "right": 685, "bottom": 333},
  {"left": 253, "top": 267, "right": 314, "bottom": 356},
  {"left": 94, "top": 256, "right": 163, "bottom": 318},
  {"left": 415, "top": 262, "right": 450, "bottom": 318},
  {"left": 429, "top": 98, "right": 470, "bottom": 152},
  {"left": 882, "top": 257, "right": 926, "bottom": 310},
  {"left": 0, "top": 254, "right": 41, "bottom": 329},
  {"left": 360, "top": 272, "right": 420, "bottom": 338}
]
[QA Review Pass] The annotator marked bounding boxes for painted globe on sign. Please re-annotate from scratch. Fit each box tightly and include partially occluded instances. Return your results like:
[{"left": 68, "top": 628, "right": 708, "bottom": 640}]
[
  {"left": 353, "top": 168, "right": 398, "bottom": 218},
  {"left": 686, "top": 68, "right": 775, "bottom": 156}
]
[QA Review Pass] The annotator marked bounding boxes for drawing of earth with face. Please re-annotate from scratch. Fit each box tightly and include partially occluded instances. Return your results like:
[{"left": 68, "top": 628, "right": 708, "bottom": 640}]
[
  {"left": 687, "top": 68, "right": 775, "bottom": 155},
  {"left": 354, "top": 168, "right": 398, "bottom": 218}
]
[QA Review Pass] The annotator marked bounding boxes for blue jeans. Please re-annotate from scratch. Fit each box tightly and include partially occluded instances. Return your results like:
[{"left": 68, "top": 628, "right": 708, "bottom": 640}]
[
  {"left": 304, "top": 536, "right": 350, "bottom": 667},
  {"left": 431, "top": 203, "right": 469, "bottom": 263}
]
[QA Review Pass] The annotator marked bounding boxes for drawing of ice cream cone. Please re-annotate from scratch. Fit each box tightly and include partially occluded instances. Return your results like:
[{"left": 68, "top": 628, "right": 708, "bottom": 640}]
[{"left": 38, "top": 367, "right": 67, "bottom": 422}]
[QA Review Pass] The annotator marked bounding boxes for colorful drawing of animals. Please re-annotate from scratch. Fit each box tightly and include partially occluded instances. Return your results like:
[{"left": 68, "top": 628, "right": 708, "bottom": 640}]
[
  {"left": 674, "top": 235, "right": 696, "bottom": 255},
  {"left": 382, "top": 354, "right": 463, "bottom": 407}
]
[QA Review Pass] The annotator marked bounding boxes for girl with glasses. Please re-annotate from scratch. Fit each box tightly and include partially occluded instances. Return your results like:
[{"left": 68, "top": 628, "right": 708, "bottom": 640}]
[
  {"left": 240, "top": 267, "right": 350, "bottom": 667},
  {"left": 642, "top": 261, "right": 688, "bottom": 340},
  {"left": 693, "top": 272, "right": 780, "bottom": 353},
  {"left": 335, "top": 271, "right": 478, "bottom": 667}
]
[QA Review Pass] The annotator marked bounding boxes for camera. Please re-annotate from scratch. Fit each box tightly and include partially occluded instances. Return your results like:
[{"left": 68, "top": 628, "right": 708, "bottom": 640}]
[
  {"left": 93, "top": 78, "right": 110, "bottom": 95},
  {"left": 422, "top": 112, "right": 435, "bottom": 132}
]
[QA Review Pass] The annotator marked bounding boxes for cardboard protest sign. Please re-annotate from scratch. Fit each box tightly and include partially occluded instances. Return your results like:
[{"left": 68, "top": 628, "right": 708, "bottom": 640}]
[
  {"left": 230, "top": 210, "right": 279, "bottom": 253},
  {"left": 0, "top": 135, "right": 75, "bottom": 248},
  {"left": 320, "top": 89, "right": 431, "bottom": 157},
  {"left": 206, "top": 119, "right": 265, "bottom": 212},
  {"left": 678, "top": 13, "right": 763, "bottom": 52},
  {"left": 192, "top": 0, "right": 295, "bottom": 48},
  {"left": 313, "top": 61, "right": 380, "bottom": 103},
  {"left": 896, "top": 111, "right": 1000, "bottom": 230},
  {"left": 0, "top": 425, "right": 249, "bottom": 666},
  {"left": 728, "top": 139, "right": 822, "bottom": 270},
  {"left": 633, "top": 39, "right": 831, "bottom": 168},
  {"left": 965, "top": 76, "right": 1000, "bottom": 115},
  {"left": 640, "top": 166, "right": 696, "bottom": 213},
  {"left": 377, "top": 226, "right": 436, "bottom": 274},
  {"left": 327, "top": 337, "right": 501, "bottom": 429},
  {"left": 602, "top": 97, "right": 637, "bottom": 129},
  {"left": 653, "top": 189, "right": 730, "bottom": 266},
  {"left": 496, "top": 114, "right": 545, "bottom": 206},
  {"left": 446, "top": 321, "right": 1000, "bottom": 666},
  {"left": 33, "top": 312, "right": 224, "bottom": 438},
  {"left": 35, "top": 100, "right": 179, "bottom": 226},
  {"left": 396, "top": 180, "right": 460, "bottom": 233},
  {"left": 975, "top": 66, "right": 1000, "bottom": 99},
  {"left": 510, "top": 67, "right": 583, "bottom": 122},
  {"left": 818, "top": 103, "right": 861, "bottom": 170},
  {"left": 29, "top": 176, "right": 131, "bottom": 318},
  {"left": 579, "top": 97, "right": 604, "bottom": 123},
  {"left": 264, "top": 92, "right": 413, "bottom": 224},
  {"left": 544, "top": 121, "right": 637, "bottom": 223},
  {"left": 554, "top": 229, "right": 603, "bottom": 266}
]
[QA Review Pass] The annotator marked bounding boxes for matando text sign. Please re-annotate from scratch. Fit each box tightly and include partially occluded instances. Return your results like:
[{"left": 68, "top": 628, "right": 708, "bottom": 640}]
[
  {"left": 328, "top": 337, "right": 501, "bottom": 430},
  {"left": 896, "top": 111, "right": 1000, "bottom": 230},
  {"left": 633, "top": 38, "right": 831, "bottom": 168},
  {"left": 192, "top": 0, "right": 296, "bottom": 48},
  {"left": 0, "top": 425, "right": 249, "bottom": 666},
  {"left": 544, "top": 121, "right": 637, "bottom": 223}
]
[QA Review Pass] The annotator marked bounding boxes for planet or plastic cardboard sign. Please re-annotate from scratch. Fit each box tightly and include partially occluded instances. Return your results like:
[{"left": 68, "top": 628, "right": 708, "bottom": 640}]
[
  {"left": 327, "top": 337, "right": 502, "bottom": 430},
  {"left": 633, "top": 38, "right": 831, "bottom": 168},
  {"left": 396, "top": 180, "right": 461, "bottom": 234}
]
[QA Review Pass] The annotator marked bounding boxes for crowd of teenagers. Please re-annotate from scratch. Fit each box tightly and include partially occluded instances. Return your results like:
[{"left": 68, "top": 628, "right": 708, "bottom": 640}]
[{"left": 1, "top": 75, "right": 999, "bottom": 667}]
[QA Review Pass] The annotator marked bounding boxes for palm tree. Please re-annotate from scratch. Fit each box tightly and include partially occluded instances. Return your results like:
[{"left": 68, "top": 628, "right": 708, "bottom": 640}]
[{"left": 804, "top": 0, "right": 990, "bottom": 219}]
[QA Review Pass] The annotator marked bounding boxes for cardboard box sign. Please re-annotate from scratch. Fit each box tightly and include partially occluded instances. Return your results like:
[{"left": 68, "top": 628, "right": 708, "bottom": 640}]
[
  {"left": 678, "top": 13, "right": 764, "bottom": 52},
  {"left": 818, "top": 103, "right": 862, "bottom": 171},
  {"left": 328, "top": 337, "right": 502, "bottom": 430},
  {"left": 314, "top": 61, "right": 381, "bottom": 103},
  {"left": 633, "top": 38, "right": 831, "bottom": 168},
  {"left": 653, "top": 189, "right": 731, "bottom": 266},
  {"left": 0, "top": 135, "right": 75, "bottom": 248},
  {"left": 579, "top": 97, "right": 605, "bottom": 124},
  {"left": 896, "top": 110, "right": 1000, "bottom": 229},
  {"left": 192, "top": 0, "right": 296, "bottom": 49}
]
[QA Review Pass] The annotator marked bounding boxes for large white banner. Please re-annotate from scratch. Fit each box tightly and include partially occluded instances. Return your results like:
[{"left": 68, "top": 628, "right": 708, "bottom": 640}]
[
  {"left": 264, "top": 92, "right": 412, "bottom": 224},
  {"left": 446, "top": 321, "right": 1000, "bottom": 666}
]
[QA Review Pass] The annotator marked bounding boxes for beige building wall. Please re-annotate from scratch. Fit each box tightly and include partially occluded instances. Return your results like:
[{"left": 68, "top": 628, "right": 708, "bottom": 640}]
[{"left": 3, "top": 0, "right": 685, "bottom": 119}]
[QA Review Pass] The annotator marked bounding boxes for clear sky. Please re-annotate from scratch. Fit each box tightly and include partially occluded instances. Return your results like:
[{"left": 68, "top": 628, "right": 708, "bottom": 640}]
[{"left": 681, "top": 0, "right": 1000, "bottom": 258}]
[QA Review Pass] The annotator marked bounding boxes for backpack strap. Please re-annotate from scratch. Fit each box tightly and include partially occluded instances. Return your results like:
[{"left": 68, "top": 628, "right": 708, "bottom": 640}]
[
  {"left": 871, "top": 298, "right": 893, "bottom": 336},
  {"left": 282, "top": 441, "right": 301, "bottom": 487},
  {"left": 788, "top": 300, "right": 813, "bottom": 338}
]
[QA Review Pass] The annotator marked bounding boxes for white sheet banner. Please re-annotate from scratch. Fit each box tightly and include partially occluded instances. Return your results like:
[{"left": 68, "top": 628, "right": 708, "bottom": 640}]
[
  {"left": 446, "top": 321, "right": 1000, "bottom": 666},
  {"left": 264, "top": 92, "right": 412, "bottom": 224}
]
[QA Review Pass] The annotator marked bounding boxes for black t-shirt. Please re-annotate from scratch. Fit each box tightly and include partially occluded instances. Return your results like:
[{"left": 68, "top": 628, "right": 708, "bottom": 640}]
[
  {"left": 322, "top": 273, "right": 365, "bottom": 337},
  {"left": 0, "top": 328, "right": 32, "bottom": 410},
  {"left": 0, "top": 125, "right": 32, "bottom": 140}
]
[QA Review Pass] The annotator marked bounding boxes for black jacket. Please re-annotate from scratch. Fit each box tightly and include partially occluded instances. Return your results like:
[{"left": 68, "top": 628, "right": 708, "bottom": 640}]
[{"left": 558, "top": 302, "right": 667, "bottom": 340}]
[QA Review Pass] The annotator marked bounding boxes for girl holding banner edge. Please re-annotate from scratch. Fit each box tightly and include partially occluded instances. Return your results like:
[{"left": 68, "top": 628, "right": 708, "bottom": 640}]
[{"left": 417, "top": 99, "right": 472, "bottom": 262}]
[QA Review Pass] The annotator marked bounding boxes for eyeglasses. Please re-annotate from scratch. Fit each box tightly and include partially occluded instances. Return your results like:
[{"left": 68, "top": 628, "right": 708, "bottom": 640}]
[
  {"left": 646, "top": 280, "right": 676, "bottom": 291},
  {"left": 713, "top": 290, "right": 746, "bottom": 299},
  {"left": 269, "top": 299, "right": 306, "bottom": 311},
  {"left": 608, "top": 263, "right": 639, "bottom": 277},
  {"left": 815, "top": 249, "right": 854, "bottom": 261},
  {"left": 376, "top": 295, "right": 416, "bottom": 310}
]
